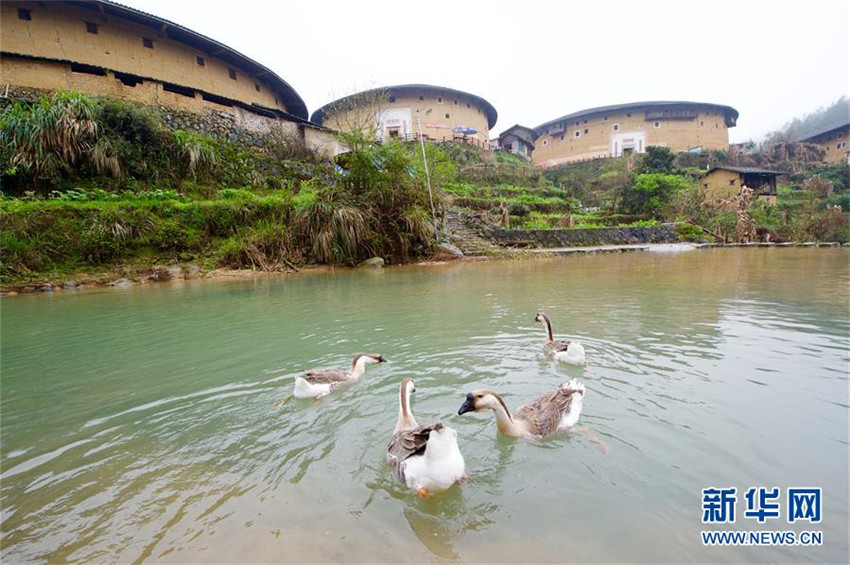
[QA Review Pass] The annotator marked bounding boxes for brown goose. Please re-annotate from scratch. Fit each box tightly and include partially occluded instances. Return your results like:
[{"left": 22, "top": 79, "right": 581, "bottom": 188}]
[
  {"left": 535, "top": 312, "right": 586, "bottom": 365},
  {"left": 387, "top": 379, "right": 466, "bottom": 497},
  {"left": 457, "top": 379, "right": 585, "bottom": 440},
  {"left": 292, "top": 353, "right": 385, "bottom": 399}
]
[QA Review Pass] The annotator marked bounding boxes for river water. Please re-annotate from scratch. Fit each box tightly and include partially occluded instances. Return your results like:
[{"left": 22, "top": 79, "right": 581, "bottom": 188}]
[{"left": 1, "top": 248, "right": 848, "bottom": 563}]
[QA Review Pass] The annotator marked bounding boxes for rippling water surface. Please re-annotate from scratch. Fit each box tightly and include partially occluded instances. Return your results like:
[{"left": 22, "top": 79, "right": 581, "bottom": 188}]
[{"left": 2, "top": 248, "right": 848, "bottom": 562}]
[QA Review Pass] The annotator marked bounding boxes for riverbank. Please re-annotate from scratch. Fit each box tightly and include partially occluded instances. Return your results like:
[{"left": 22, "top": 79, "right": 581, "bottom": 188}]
[{"left": 3, "top": 241, "right": 846, "bottom": 296}]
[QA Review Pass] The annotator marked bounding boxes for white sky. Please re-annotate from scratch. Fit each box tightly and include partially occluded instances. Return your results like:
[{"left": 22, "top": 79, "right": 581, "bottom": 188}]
[{"left": 116, "top": 0, "right": 849, "bottom": 143}]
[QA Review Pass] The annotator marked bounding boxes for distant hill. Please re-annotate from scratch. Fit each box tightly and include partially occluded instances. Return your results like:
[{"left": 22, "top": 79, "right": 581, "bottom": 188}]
[{"left": 778, "top": 97, "right": 850, "bottom": 142}]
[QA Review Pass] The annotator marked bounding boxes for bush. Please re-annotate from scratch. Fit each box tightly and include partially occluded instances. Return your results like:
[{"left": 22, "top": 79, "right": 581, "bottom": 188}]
[{"left": 618, "top": 173, "right": 692, "bottom": 217}]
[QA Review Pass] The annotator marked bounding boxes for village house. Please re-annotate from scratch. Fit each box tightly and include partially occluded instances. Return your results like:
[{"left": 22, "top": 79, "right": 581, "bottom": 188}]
[
  {"left": 701, "top": 166, "right": 784, "bottom": 205},
  {"left": 794, "top": 122, "right": 850, "bottom": 164},
  {"left": 496, "top": 124, "right": 539, "bottom": 161}
]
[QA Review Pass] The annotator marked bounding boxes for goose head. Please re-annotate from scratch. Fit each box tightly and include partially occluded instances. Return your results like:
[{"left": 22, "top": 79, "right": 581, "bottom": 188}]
[
  {"left": 457, "top": 389, "right": 507, "bottom": 416},
  {"left": 534, "top": 312, "right": 554, "bottom": 341},
  {"left": 351, "top": 353, "right": 387, "bottom": 368}
]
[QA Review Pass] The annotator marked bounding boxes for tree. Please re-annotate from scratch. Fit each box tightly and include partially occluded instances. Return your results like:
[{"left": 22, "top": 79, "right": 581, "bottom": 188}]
[
  {"left": 618, "top": 173, "right": 691, "bottom": 217},
  {"left": 637, "top": 146, "right": 675, "bottom": 174}
]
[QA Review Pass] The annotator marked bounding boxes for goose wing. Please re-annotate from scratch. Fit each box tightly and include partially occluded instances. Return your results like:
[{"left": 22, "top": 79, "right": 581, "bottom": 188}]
[
  {"left": 302, "top": 368, "right": 348, "bottom": 385},
  {"left": 387, "top": 424, "right": 441, "bottom": 481},
  {"left": 514, "top": 387, "right": 581, "bottom": 438},
  {"left": 544, "top": 339, "right": 572, "bottom": 353}
]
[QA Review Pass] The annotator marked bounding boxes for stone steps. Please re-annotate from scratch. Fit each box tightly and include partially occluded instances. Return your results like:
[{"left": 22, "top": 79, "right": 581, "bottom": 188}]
[{"left": 443, "top": 209, "right": 503, "bottom": 256}]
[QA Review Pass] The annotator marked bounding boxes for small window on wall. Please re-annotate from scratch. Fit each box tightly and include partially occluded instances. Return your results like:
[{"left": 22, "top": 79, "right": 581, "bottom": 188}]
[
  {"left": 542, "top": 139, "right": 549, "bottom": 147},
  {"left": 196, "top": 56, "right": 205, "bottom": 66},
  {"left": 437, "top": 96, "right": 443, "bottom": 104},
  {"left": 85, "top": 21, "right": 98, "bottom": 34},
  {"left": 575, "top": 121, "right": 580, "bottom": 126},
  {"left": 560, "top": 135, "right": 565, "bottom": 141},
  {"left": 654, "top": 121, "right": 661, "bottom": 128},
  {"left": 626, "top": 112, "right": 632, "bottom": 117},
  {"left": 583, "top": 119, "right": 588, "bottom": 124},
  {"left": 255, "top": 84, "right": 261, "bottom": 92},
  {"left": 574, "top": 130, "right": 580, "bottom": 137},
  {"left": 700, "top": 121, "right": 704, "bottom": 126},
  {"left": 613, "top": 124, "right": 620, "bottom": 131},
  {"left": 584, "top": 128, "right": 589, "bottom": 134},
  {"left": 445, "top": 113, "right": 450, "bottom": 119},
  {"left": 729, "top": 179, "right": 736, "bottom": 186},
  {"left": 466, "top": 103, "right": 470, "bottom": 108},
  {"left": 603, "top": 115, "right": 608, "bottom": 121},
  {"left": 388, "top": 95, "right": 395, "bottom": 103},
  {"left": 228, "top": 68, "right": 237, "bottom": 80},
  {"left": 142, "top": 37, "right": 153, "bottom": 48},
  {"left": 18, "top": 8, "right": 32, "bottom": 20},
  {"left": 418, "top": 95, "right": 424, "bottom": 101},
  {"left": 453, "top": 100, "right": 458, "bottom": 106}
]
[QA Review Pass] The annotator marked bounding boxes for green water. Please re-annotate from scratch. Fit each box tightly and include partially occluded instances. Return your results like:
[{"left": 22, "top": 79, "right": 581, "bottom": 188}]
[{"left": 1, "top": 248, "right": 848, "bottom": 563}]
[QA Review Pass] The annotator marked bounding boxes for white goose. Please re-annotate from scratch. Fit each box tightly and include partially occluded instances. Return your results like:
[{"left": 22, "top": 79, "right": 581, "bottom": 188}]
[
  {"left": 457, "top": 379, "right": 585, "bottom": 440},
  {"left": 387, "top": 378, "right": 467, "bottom": 497},
  {"left": 535, "top": 312, "right": 586, "bottom": 365},
  {"left": 293, "top": 353, "right": 385, "bottom": 399}
]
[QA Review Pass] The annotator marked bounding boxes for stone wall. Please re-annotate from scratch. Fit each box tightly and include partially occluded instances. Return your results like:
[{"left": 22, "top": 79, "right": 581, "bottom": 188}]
[{"left": 489, "top": 224, "right": 679, "bottom": 247}]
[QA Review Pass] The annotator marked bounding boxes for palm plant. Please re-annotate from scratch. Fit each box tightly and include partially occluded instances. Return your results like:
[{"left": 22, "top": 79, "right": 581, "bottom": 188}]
[
  {"left": 0, "top": 91, "right": 98, "bottom": 185},
  {"left": 173, "top": 130, "right": 218, "bottom": 180}
]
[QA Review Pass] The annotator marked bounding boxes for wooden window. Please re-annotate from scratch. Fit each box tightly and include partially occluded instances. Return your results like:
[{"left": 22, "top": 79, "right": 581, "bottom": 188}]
[
  {"left": 196, "top": 56, "right": 205, "bottom": 66},
  {"left": 18, "top": 8, "right": 32, "bottom": 20},
  {"left": 228, "top": 68, "right": 237, "bottom": 80},
  {"left": 142, "top": 37, "right": 153, "bottom": 48},
  {"left": 85, "top": 21, "right": 98, "bottom": 34}
]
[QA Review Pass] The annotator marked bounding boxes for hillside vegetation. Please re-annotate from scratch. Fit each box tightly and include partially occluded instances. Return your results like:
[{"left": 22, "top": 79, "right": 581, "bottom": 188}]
[{"left": 1, "top": 91, "right": 848, "bottom": 289}]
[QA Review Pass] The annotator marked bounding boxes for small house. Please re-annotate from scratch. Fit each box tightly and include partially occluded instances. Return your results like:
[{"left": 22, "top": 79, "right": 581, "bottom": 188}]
[
  {"left": 497, "top": 124, "right": 539, "bottom": 161},
  {"left": 701, "top": 167, "right": 784, "bottom": 205}
]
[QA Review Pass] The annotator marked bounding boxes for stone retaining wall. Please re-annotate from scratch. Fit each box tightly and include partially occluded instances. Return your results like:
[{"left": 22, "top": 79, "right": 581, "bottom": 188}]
[{"left": 489, "top": 224, "right": 679, "bottom": 247}]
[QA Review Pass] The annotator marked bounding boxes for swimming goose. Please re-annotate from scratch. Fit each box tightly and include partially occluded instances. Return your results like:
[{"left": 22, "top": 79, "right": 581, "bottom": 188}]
[
  {"left": 535, "top": 312, "right": 586, "bottom": 365},
  {"left": 292, "top": 353, "right": 386, "bottom": 399},
  {"left": 457, "top": 379, "right": 585, "bottom": 440},
  {"left": 387, "top": 379, "right": 467, "bottom": 497}
]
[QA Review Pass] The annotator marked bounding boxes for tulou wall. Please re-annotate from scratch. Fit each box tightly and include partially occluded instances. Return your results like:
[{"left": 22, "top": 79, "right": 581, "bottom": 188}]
[{"left": 532, "top": 103, "right": 737, "bottom": 168}]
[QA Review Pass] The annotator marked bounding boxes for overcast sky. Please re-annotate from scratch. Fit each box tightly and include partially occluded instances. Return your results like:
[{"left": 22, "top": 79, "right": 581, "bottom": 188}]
[{"left": 117, "top": 0, "right": 848, "bottom": 143}]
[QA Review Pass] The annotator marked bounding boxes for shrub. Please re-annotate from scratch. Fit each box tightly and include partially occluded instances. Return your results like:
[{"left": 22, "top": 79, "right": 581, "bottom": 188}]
[{"left": 618, "top": 173, "right": 692, "bottom": 217}]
